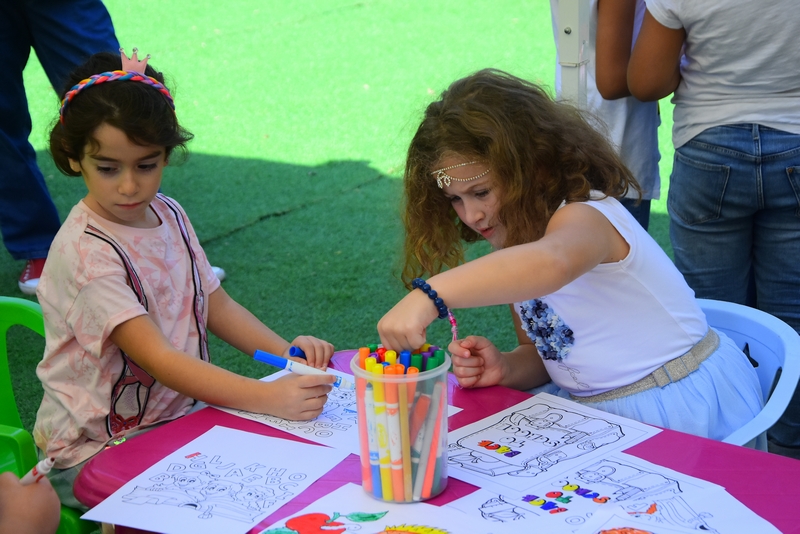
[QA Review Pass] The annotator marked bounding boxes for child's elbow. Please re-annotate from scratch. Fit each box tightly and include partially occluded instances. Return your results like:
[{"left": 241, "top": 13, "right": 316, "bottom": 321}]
[
  {"left": 627, "top": 68, "right": 679, "bottom": 102},
  {"left": 596, "top": 77, "right": 631, "bottom": 101},
  {"left": 627, "top": 75, "right": 664, "bottom": 102}
]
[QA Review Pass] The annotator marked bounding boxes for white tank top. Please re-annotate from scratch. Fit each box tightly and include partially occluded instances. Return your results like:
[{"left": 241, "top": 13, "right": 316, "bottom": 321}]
[{"left": 515, "top": 195, "right": 707, "bottom": 395}]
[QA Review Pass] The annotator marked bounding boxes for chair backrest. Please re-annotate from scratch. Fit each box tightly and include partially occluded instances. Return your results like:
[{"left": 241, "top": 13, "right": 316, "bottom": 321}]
[
  {"left": 698, "top": 298, "right": 800, "bottom": 447},
  {"left": 0, "top": 297, "right": 98, "bottom": 534},
  {"left": 0, "top": 296, "right": 44, "bottom": 429}
]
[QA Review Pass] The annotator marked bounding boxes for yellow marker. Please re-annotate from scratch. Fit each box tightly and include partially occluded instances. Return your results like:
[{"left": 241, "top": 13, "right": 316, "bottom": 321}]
[
  {"left": 384, "top": 350, "right": 397, "bottom": 365},
  {"left": 372, "top": 364, "right": 393, "bottom": 501},
  {"left": 398, "top": 368, "right": 413, "bottom": 501}
]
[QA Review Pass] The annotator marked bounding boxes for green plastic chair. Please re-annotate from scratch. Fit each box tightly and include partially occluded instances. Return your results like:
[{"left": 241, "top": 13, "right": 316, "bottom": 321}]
[{"left": 0, "top": 296, "right": 98, "bottom": 534}]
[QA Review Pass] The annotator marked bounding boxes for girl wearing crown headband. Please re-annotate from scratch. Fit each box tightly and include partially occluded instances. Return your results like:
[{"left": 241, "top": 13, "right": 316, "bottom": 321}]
[
  {"left": 377, "top": 69, "right": 764, "bottom": 446},
  {"left": 34, "top": 50, "right": 336, "bottom": 509}
]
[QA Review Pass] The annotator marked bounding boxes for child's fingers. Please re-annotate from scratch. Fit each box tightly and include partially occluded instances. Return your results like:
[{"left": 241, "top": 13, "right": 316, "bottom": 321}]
[
  {"left": 447, "top": 336, "right": 482, "bottom": 357},
  {"left": 290, "top": 336, "right": 335, "bottom": 369},
  {"left": 455, "top": 373, "right": 481, "bottom": 388}
]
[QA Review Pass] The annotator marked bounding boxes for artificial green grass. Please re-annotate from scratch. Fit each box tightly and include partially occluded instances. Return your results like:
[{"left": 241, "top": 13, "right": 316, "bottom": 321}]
[{"left": 3, "top": 0, "right": 675, "bottom": 432}]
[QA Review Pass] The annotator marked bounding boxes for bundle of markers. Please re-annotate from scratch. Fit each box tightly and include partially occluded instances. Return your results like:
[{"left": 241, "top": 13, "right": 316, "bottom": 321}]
[{"left": 350, "top": 343, "right": 450, "bottom": 503}]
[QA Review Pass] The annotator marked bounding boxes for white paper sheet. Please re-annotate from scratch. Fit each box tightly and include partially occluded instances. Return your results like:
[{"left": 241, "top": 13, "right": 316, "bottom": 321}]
[
  {"left": 446, "top": 452, "right": 780, "bottom": 534},
  {"left": 573, "top": 505, "right": 699, "bottom": 534},
  {"left": 82, "top": 426, "right": 348, "bottom": 534},
  {"left": 446, "top": 392, "right": 660, "bottom": 496},
  {"left": 258, "top": 482, "right": 483, "bottom": 533},
  {"left": 216, "top": 369, "right": 461, "bottom": 454}
]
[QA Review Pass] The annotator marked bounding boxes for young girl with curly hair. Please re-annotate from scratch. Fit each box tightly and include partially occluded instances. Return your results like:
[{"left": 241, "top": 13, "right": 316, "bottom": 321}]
[{"left": 378, "top": 69, "right": 764, "bottom": 446}]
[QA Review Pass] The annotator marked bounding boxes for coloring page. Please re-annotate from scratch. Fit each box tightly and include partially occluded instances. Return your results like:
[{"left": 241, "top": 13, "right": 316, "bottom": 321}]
[
  {"left": 572, "top": 505, "right": 707, "bottom": 534},
  {"left": 82, "top": 426, "right": 349, "bottom": 534},
  {"left": 258, "top": 482, "right": 484, "bottom": 534},
  {"left": 446, "top": 393, "right": 660, "bottom": 495},
  {"left": 216, "top": 370, "right": 460, "bottom": 454},
  {"left": 446, "top": 453, "right": 780, "bottom": 534}
]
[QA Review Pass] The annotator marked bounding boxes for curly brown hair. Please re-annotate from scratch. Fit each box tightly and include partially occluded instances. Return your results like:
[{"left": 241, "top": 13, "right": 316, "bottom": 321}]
[
  {"left": 49, "top": 51, "right": 193, "bottom": 176},
  {"left": 400, "top": 69, "right": 640, "bottom": 287}
]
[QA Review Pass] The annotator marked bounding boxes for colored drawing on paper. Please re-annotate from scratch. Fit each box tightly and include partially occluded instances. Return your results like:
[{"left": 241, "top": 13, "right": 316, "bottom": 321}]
[
  {"left": 262, "top": 511, "right": 452, "bottom": 534},
  {"left": 447, "top": 451, "right": 780, "bottom": 534},
  {"left": 260, "top": 483, "right": 483, "bottom": 534},
  {"left": 446, "top": 394, "right": 658, "bottom": 495},
  {"left": 82, "top": 426, "right": 349, "bottom": 534},
  {"left": 572, "top": 505, "right": 700, "bottom": 534},
  {"left": 598, "top": 528, "right": 653, "bottom": 534},
  {"left": 449, "top": 402, "right": 624, "bottom": 477}
]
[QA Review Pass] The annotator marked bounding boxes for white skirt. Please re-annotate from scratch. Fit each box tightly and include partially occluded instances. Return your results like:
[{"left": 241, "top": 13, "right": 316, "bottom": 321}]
[{"left": 527, "top": 329, "right": 766, "bottom": 449}]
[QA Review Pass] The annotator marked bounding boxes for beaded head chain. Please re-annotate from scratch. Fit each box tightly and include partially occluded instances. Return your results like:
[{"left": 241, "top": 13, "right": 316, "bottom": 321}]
[
  {"left": 59, "top": 47, "right": 175, "bottom": 124},
  {"left": 430, "top": 161, "right": 490, "bottom": 188}
]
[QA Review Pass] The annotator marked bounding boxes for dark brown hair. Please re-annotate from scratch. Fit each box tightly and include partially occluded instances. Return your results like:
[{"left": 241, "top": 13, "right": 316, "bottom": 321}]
[
  {"left": 400, "top": 68, "right": 640, "bottom": 286},
  {"left": 50, "top": 51, "right": 193, "bottom": 176}
]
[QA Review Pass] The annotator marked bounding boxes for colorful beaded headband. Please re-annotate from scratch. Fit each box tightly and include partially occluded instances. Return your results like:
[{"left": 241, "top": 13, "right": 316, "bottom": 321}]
[
  {"left": 430, "top": 161, "right": 491, "bottom": 188},
  {"left": 59, "top": 48, "right": 174, "bottom": 124}
]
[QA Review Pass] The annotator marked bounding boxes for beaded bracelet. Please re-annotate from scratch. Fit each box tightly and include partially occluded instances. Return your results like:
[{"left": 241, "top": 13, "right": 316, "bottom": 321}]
[
  {"left": 411, "top": 278, "right": 460, "bottom": 341},
  {"left": 411, "top": 278, "right": 448, "bottom": 318}
]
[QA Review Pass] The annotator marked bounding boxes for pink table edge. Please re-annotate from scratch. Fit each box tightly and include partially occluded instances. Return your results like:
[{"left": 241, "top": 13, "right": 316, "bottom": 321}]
[{"left": 73, "top": 349, "right": 800, "bottom": 534}]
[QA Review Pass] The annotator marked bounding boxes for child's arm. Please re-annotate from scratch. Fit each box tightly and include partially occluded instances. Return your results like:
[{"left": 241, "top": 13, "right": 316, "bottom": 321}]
[
  {"left": 627, "top": 9, "right": 685, "bottom": 101},
  {"left": 205, "top": 285, "right": 334, "bottom": 369},
  {"left": 109, "top": 314, "right": 335, "bottom": 420},
  {"left": 0, "top": 471, "right": 60, "bottom": 534},
  {"left": 595, "top": 0, "right": 637, "bottom": 99},
  {"left": 449, "top": 307, "right": 550, "bottom": 391},
  {"left": 379, "top": 202, "right": 628, "bottom": 350}
]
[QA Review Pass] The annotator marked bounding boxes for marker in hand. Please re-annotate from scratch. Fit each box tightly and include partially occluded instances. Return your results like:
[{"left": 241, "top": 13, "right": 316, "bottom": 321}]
[
  {"left": 288, "top": 346, "right": 306, "bottom": 360},
  {"left": 20, "top": 457, "right": 55, "bottom": 485},
  {"left": 254, "top": 350, "right": 355, "bottom": 390}
]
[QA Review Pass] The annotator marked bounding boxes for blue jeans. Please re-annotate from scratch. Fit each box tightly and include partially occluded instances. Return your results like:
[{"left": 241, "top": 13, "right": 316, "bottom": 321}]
[
  {"left": 619, "top": 198, "right": 651, "bottom": 231},
  {"left": 0, "top": 0, "right": 118, "bottom": 260},
  {"left": 668, "top": 123, "right": 800, "bottom": 448}
]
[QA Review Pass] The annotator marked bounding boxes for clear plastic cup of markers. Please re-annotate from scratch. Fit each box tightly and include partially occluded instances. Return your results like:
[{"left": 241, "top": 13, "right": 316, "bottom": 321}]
[{"left": 351, "top": 351, "right": 450, "bottom": 503}]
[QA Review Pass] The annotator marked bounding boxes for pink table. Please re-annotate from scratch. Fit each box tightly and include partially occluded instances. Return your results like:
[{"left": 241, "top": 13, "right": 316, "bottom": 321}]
[{"left": 75, "top": 350, "right": 800, "bottom": 533}]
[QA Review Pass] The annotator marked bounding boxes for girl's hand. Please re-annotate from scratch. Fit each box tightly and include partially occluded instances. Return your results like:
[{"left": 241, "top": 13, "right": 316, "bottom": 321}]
[
  {"left": 0, "top": 471, "right": 61, "bottom": 534},
  {"left": 262, "top": 373, "right": 334, "bottom": 420},
  {"left": 286, "top": 336, "right": 334, "bottom": 369},
  {"left": 378, "top": 289, "right": 440, "bottom": 351},
  {"left": 449, "top": 335, "right": 508, "bottom": 389}
]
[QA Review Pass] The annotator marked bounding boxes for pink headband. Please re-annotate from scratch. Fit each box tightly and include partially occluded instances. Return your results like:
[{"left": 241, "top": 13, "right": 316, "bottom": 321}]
[{"left": 58, "top": 48, "right": 175, "bottom": 124}]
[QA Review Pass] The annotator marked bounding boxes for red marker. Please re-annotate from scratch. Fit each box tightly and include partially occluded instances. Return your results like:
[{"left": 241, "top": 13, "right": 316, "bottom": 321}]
[{"left": 20, "top": 457, "right": 55, "bottom": 485}]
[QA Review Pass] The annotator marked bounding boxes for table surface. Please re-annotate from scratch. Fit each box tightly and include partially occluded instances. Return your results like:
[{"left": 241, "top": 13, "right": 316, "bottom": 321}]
[{"left": 75, "top": 350, "right": 800, "bottom": 533}]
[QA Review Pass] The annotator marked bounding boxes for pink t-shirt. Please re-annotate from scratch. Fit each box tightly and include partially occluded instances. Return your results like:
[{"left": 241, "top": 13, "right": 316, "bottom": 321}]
[{"left": 34, "top": 194, "right": 220, "bottom": 468}]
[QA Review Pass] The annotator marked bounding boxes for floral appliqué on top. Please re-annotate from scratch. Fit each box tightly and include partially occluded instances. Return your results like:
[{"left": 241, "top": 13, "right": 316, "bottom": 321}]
[{"left": 519, "top": 299, "right": 574, "bottom": 362}]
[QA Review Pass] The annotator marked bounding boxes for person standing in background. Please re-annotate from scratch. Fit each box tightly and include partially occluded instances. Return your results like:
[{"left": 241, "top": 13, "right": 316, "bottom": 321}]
[
  {"left": 629, "top": 0, "right": 800, "bottom": 458},
  {"left": 0, "top": 0, "right": 225, "bottom": 296},
  {"left": 550, "top": 0, "right": 660, "bottom": 230},
  {"left": 0, "top": 0, "right": 119, "bottom": 295}
]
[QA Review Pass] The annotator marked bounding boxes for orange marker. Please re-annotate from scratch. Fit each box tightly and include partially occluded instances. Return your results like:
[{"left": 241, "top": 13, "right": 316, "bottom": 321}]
[
  {"left": 421, "top": 383, "right": 446, "bottom": 499},
  {"left": 397, "top": 364, "right": 413, "bottom": 501},
  {"left": 406, "top": 366, "right": 419, "bottom": 409},
  {"left": 358, "top": 346, "right": 370, "bottom": 369},
  {"left": 355, "top": 372, "right": 372, "bottom": 493}
]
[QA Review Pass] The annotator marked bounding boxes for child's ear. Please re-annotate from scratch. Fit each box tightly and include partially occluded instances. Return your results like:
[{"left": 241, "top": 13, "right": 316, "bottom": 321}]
[{"left": 68, "top": 158, "right": 81, "bottom": 173}]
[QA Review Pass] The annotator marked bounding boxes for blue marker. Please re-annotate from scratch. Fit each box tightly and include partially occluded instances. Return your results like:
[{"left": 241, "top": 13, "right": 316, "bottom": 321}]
[
  {"left": 253, "top": 350, "right": 354, "bottom": 389},
  {"left": 288, "top": 346, "right": 306, "bottom": 359}
]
